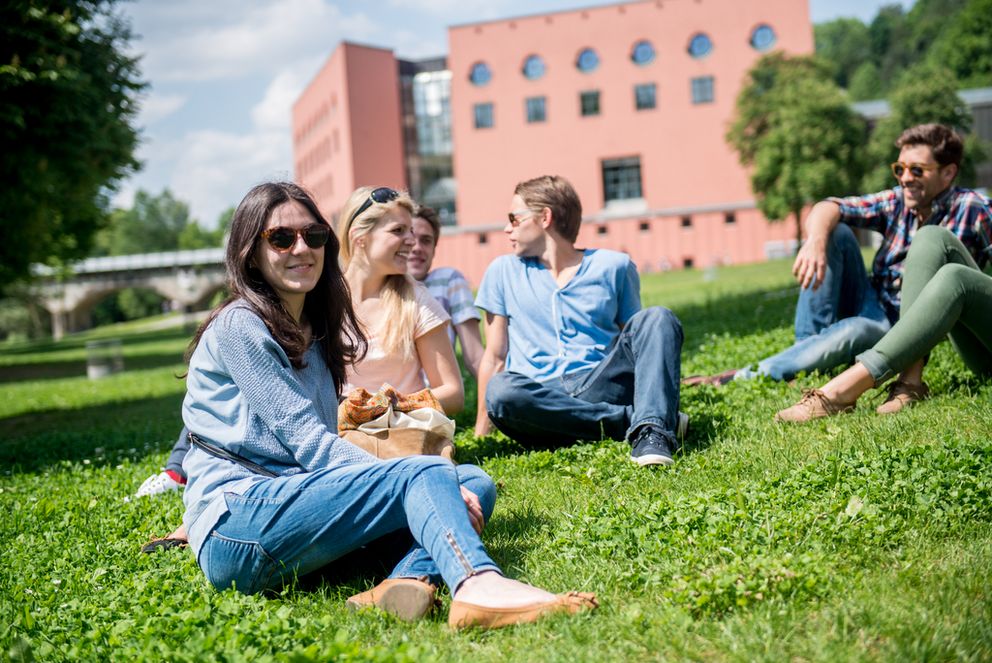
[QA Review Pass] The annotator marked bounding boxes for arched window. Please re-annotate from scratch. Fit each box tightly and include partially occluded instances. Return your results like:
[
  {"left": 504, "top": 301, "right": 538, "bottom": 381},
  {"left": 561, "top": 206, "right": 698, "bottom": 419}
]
[
  {"left": 631, "top": 40, "right": 656, "bottom": 66},
  {"left": 469, "top": 62, "right": 492, "bottom": 86},
  {"left": 522, "top": 54, "right": 546, "bottom": 80},
  {"left": 687, "top": 33, "right": 713, "bottom": 58},
  {"left": 576, "top": 48, "right": 600, "bottom": 73}
]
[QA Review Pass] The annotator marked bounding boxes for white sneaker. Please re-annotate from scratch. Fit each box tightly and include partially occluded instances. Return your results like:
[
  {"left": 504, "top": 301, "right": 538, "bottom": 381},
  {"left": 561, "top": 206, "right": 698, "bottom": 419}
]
[{"left": 135, "top": 471, "right": 184, "bottom": 498}]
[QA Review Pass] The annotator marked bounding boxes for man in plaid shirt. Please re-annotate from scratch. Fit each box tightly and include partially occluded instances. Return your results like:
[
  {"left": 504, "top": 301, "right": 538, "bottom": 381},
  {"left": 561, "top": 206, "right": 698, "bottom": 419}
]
[{"left": 687, "top": 123, "right": 991, "bottom": 391}]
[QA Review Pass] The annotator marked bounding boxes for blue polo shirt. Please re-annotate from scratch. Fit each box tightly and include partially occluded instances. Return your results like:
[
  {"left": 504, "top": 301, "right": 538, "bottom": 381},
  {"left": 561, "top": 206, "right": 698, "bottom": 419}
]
[{"left": 475, "top": 249, "right": 641, "bottom": 382}]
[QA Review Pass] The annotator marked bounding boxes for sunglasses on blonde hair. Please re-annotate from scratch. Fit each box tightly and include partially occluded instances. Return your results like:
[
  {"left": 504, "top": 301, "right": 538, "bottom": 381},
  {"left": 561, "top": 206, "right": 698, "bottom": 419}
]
[{"left": 348, "top": 187, "right": 400, "bottom": 225}]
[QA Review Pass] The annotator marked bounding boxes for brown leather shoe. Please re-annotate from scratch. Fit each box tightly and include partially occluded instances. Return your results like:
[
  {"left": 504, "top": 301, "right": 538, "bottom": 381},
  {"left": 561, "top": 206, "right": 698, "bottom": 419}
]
[
  {"left": 774, "top": 389, "right": 855, "bottom": 423},
  {"left": 682, "top": 369, "right": 738, "bottom": 387},
  {"left": 876, "top": 380, "right": 929, "bottom": 415},
  {"left": 346, "top": 577, "right": 437, "bottom": 621},
  {"left": 448, "top": 591, "right": 598, "bottom": 630}
]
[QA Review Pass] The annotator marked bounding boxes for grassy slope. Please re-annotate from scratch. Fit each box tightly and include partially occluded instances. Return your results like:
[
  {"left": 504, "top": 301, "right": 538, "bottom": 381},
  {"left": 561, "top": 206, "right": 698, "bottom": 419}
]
[{"left": 1, "top": 258, "right": 990, "bottom": 662}]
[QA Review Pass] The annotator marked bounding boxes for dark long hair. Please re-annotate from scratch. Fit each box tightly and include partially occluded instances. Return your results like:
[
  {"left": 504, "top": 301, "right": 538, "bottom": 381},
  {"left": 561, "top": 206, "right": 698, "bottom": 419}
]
[{"left": 186, "top": 182, "right": 366, "bottom": 397}]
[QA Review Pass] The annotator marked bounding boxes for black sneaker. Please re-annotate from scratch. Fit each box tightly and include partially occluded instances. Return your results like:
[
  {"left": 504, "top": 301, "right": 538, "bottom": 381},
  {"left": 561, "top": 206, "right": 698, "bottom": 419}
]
[{"left": 629, "top": 425, "right": 677, "bottom": 467}]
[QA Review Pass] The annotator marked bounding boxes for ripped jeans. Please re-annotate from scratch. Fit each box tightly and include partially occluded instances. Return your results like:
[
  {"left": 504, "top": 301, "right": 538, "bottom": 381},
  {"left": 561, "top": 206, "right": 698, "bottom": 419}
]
[{"left": 197, "top": 457, "right": 500, "bottom": 595}]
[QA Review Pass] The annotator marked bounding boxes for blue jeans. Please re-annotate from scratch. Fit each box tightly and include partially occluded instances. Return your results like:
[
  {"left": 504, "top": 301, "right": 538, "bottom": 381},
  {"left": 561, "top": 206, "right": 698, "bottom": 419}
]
[
  {"left": 737, "top": 224, "right": 893, "bottom": 381},
  {"left": 486, "top": 306, "right": 683, "bottom": 445},
  {"left": 197, "top": 457, "right": 499, "bottom": 595}
]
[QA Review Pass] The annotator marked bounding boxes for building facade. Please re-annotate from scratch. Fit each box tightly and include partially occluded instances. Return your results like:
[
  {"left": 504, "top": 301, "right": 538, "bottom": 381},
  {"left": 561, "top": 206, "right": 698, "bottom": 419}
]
[{"left": 293, "top": 1, "right": 815, "bottom": 284}]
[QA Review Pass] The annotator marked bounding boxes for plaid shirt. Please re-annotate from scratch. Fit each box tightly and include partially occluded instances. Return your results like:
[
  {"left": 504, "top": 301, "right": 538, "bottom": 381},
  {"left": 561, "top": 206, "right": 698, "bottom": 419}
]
[
  {"left": 828, "top": 185, "right": 992, "bottom": 316},
  {"left": 423, "top": 267, "right": 481, "bottom": 346}
]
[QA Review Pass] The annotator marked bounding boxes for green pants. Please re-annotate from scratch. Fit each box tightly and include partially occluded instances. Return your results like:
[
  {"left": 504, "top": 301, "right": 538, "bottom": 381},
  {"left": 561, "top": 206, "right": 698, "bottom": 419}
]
[{"left": 857, "top": 225, "right": 992, "bottom": 383}]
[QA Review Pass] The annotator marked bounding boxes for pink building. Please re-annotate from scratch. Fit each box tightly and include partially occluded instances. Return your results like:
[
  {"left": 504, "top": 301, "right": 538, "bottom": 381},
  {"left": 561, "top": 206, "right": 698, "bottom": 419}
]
[{"left": 292, "top": 0, "right": 814, "bottom": 284}]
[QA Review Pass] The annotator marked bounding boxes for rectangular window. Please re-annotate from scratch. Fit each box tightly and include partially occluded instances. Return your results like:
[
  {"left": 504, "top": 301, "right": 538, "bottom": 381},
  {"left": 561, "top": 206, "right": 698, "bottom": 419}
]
[
  {"left": 634, "top": 83, "right": 656, "bottom": 110},
  {"left": 691, "top": 76, "right": 714, "bottom": 104},
  {"left": 639, "top": 221, "right": 650, "bottom": 232},
  {"left": 725, "top": 212, "right": 736, "bottom": 225},
  {"left": 525, "top": 96, "right": 547, "bottom": 123},
  {"left": 474, "top": 102, "right": 494, "bottom": 129},
  {"left": 602, "top": 157, "right": 643, "bottom": 202},
  {"left": 681, "top": 215, "right": 692, "bottom": 228},
  {"left": 580, "top": 90, "right": 600, "bottom": 116}
]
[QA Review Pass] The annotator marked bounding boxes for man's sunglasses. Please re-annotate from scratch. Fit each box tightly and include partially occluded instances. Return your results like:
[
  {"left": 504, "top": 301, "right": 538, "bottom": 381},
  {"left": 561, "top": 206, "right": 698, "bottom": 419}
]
[
  {"left": 507, "top": 209, "right": 535, "bottom": 227},
  {"left": 349, "top": 187, "right": 400, "bottom": 224},
  {"left": 260, "top": 224, "right": 330, "bottom": 252},
  {"left": 891, "top": 161, "right": 940, "bottom": 178}
]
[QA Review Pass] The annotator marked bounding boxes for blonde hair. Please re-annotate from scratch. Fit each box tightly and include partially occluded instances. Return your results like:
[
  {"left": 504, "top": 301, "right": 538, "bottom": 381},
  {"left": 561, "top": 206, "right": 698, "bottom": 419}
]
[{"left": 338, "top": 186, "right": 419, "bottom": 359}]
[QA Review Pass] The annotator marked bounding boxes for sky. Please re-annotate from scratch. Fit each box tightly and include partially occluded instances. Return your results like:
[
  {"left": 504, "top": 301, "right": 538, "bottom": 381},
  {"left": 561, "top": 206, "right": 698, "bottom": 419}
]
[{"left": 115, "top": 0, "right": 916, "bottom": 228}]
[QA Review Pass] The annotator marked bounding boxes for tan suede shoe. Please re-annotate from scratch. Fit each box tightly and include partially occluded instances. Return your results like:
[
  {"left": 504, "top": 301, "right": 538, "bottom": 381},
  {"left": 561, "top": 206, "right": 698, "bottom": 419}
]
[
  {"left": 775, "top": 389, "right": 855, "bottom": 423},
  {"left": 346, "top": 577, "right": 437, "bottom": 621},
  {"left": 877, "top": 380, "right": 929, "bottom": 415},
  {"left": 448, "top": 591, "right": 598, "bottom": 630}
]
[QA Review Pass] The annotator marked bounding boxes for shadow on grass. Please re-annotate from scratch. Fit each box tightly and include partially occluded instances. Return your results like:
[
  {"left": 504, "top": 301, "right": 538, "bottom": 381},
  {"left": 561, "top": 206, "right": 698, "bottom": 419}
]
[
  {"left": 673, "top": 286, "right": 797, "bottom": 341},
  {"left": 0, "top": 393, "right": 183, "bottom": 474},
  {"left": 289, "top": 508, "right": 548, "bottom": 596},
  {"left": 0, "top": 352, "right": 186, "bottom": 384}
]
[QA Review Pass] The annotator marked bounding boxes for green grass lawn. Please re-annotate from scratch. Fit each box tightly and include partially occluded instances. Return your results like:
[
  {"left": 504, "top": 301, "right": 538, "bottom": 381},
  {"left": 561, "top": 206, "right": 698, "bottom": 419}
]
[{"left": 2, "top": 258, "right": 991, "bottom": 661}]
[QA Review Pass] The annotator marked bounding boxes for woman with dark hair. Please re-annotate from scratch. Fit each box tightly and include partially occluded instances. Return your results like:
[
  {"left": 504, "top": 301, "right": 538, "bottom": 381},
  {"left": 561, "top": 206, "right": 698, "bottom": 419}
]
[{"left": 177, "top": 181, "right": 596, "bottom": 628}]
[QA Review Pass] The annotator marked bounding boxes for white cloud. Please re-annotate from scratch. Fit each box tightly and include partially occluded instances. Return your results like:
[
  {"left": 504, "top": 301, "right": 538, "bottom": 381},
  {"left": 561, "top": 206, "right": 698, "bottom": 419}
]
[
  {"left": 136, "top": 0, "right": 379, "bottom": 83},
  {"left": 250, "top": 63, "right": 318, "bottom": 131},
  {"left": 168, "top": 126, "right": 291, "bottom": 226},
  {"left": 137, "top": 91, "right": 187, "bottom": 126}
]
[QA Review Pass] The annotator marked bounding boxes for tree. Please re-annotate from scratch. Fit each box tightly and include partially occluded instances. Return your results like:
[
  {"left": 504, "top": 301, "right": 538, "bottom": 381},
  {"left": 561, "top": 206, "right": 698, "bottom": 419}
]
[
  {"left": 814, "top": 18, "right": 872, "bottom": 89},
  {"left": 0, "top": 1, "right": 144, "bottom": 292},
  {"left": 862, "top": 62, "right": 982, "bottom": 192},
  {"left": 927, "top": 0, "right": 992, "bottom": 88},
  {"left": 728, "top": 54, "right": 867, "bottom": 247},
  {"left": 93, "top": 189, "right": 193, "bottom": 256},
  {"left": 848, "top": 62, "right": 883, "bottom": 101}
]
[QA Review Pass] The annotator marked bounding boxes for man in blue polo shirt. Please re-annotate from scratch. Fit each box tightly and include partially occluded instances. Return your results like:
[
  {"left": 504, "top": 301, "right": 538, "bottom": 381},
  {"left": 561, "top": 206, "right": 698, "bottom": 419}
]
[{"left": 473, "top": 175, "right": 686, "bottom": 466}]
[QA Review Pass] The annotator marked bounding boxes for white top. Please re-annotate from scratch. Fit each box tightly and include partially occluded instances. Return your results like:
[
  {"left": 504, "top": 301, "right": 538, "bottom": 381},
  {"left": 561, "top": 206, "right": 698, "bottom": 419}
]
[{"left": 344, "top": 282, "right": 450, "bottom": 395}]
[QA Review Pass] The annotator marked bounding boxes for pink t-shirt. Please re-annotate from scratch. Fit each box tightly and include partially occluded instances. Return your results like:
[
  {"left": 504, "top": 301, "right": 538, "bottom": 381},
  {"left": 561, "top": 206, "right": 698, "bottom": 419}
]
[{"left": 344, "top": 283, "right": 450, "bottom": 395}]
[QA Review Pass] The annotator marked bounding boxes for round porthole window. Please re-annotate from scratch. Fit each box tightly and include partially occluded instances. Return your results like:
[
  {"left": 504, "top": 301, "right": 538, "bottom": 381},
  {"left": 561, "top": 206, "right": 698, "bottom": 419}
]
[
  {"left": 576, "top": 48, "right": 600, "bottom": 73},
  {"left": 522, "top": 54, "right": 546, "bottom": 80},
  {"left": 750, "top": 24, "right": 777, "bottom": 51},
  {"left": 631, "top": 40, "right": 656, "bottom": 66},
  {"left": 687, "top": 33, "right": 713, "bottom": 58},
  {"left": 469, "top": 61, "right": 492, "bottom": 86}
]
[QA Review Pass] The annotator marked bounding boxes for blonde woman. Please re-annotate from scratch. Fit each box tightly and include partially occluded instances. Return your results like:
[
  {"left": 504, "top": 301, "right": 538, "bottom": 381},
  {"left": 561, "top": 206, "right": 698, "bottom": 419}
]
[{"left": 337, "top": 186, "right": 464, "bottom": 415}]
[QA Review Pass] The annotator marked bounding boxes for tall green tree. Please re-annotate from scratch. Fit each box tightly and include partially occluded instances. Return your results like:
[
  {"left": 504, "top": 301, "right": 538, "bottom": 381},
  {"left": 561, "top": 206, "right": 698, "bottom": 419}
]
[
  {"left": 814, "top": 18, "right": 872, "bottom": 90},
  {"left": 927, "top": 0, "right": 992, "bottom": 88},
  {"left": 0, "top": 1, "right": 144, "bottom": 292},
  {"left": 728, "top": 54, "right": 867, "bottom": 247},
  {"left": 862, "top": 62, "right": 982, "bottom": 192},
  {"left": 93, "top": 189, "right": 193, "bottom": 256}
]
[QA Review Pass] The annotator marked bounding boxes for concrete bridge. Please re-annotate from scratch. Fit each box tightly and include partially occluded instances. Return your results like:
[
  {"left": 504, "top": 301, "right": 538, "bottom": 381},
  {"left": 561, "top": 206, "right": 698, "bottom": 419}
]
[{"left": 34, "top": 248, "right": 227, "bottom": 339}]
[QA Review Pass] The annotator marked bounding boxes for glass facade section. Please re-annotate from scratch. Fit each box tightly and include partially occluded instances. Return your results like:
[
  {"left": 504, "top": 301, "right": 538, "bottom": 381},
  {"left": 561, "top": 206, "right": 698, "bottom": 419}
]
[
  {"left": 635, "top": 83, "right": 656, "bottom": 110},
  {"left": 631, "top": 40, "right": 656, "bottom": 66},
  {"left": 580, "top": 90, "right": 600, "bottom": 116},
  {"left": 576, "top": 48, "right": 600, "bottom": 72},
  {"left": 691, "top": 76, "right": 714, "bottom": 104},
  {"left": 412, "top": 70, "right": 452, "bottom": 156},
  {"left": 474, "top": 102, "right": 494, "bottom": 128},
  {"left": 526, "top": 96, "right": 546, "bottom": 123},
  {"left": 688, "top": 33, "right": 713, "bottom": 58},
  {"left": 602, "top": 157, "right": 643, "bottom": 202},
  {"left": 522, "top": 54, "right": 546, "bottom": 80}
]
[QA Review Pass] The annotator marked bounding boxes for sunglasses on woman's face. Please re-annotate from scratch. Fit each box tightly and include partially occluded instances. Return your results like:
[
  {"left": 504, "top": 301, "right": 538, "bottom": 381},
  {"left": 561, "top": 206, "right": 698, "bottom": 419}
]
[
  {"left": 260, "top": 224, "right": 330, "bottom": 252},
  {"left": 349, "top": 187, "right": 400, "bottom": 224},
  {"left": 891, "top": 161, "right": 939, "bottom": 179}
]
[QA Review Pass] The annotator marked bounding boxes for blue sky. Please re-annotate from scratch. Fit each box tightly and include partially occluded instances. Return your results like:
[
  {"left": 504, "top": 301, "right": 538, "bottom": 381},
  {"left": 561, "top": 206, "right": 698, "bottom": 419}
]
[{"left": 116, "top": 0, "right": 915, "bottom": 227}]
